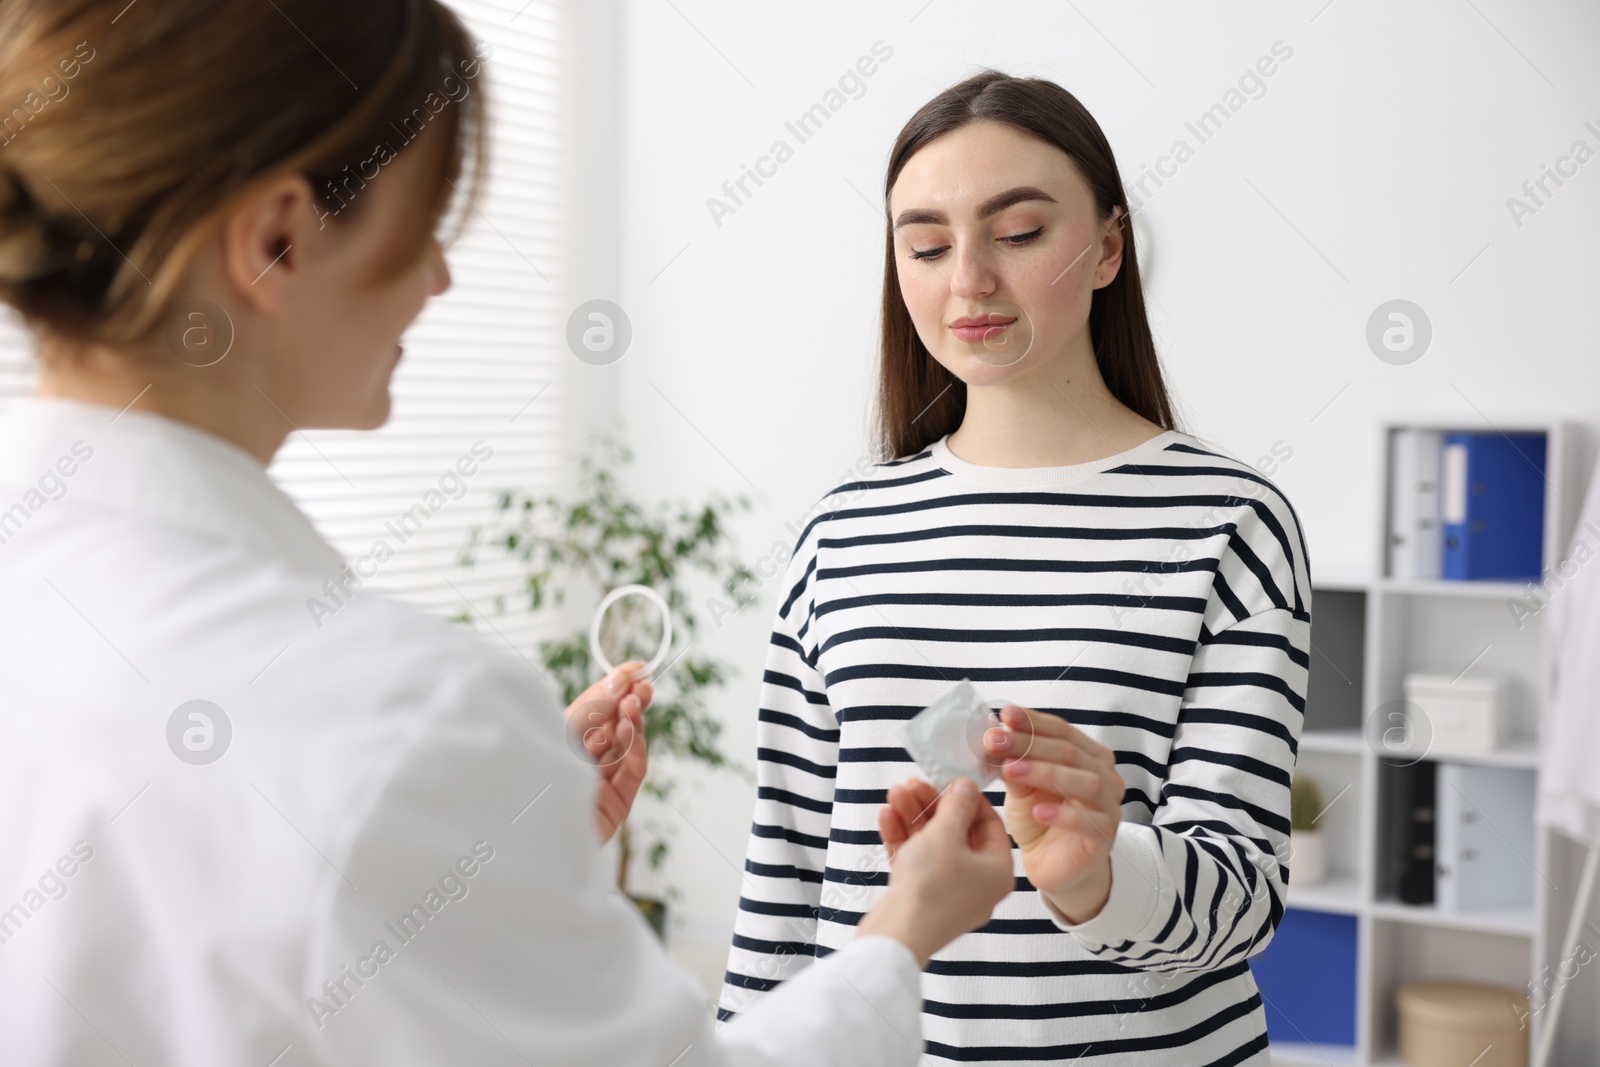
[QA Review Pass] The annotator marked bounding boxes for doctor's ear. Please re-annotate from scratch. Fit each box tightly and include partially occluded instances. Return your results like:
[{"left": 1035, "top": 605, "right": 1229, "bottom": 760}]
[{"left": 218, "top": 174, "right": 324, "bottom": 312}]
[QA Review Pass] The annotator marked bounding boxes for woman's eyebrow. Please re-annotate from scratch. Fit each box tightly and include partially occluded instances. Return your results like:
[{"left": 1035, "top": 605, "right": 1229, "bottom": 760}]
[{"left": 892, "top": 185, "right": 1058, "bottom": 229}]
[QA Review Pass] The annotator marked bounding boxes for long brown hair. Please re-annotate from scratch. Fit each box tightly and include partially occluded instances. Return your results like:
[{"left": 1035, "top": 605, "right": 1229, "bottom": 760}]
[
  {"left": 0, "top": 0, "right": 487, "bottom": 347},
  {"left": 875, "top": 69, "right": 1176, "bottom": 461}
]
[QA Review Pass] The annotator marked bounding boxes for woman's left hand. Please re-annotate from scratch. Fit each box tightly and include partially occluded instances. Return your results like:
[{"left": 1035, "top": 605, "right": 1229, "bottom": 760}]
[
  {"left": 983, "top": 704, "right": 1125, "bottom": 923},
  {"left": 565, "top": 662, "right": 654, "bottom": 844}
]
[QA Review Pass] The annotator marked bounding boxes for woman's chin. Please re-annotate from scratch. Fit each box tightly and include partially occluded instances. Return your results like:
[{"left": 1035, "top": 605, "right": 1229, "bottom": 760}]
[
  {"left": 363, "top": 397, "right": 393, "bottom": 430},
  {"left": 936, "top": 349, "right": 1034, "bottom": 388},
  {"left": 343, "top": 391, "right": 393, "bottom": 431}
]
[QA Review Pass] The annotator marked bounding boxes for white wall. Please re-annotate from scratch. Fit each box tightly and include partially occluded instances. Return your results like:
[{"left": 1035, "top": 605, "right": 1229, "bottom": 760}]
[{"left": 589, "top": 0, "right": 1600, "bottom": 969}]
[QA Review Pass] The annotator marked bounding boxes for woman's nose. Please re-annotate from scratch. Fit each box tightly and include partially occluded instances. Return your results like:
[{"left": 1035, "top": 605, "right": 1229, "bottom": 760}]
[
  {"left": 429, "top": 241, "right": 452, "bottom": 297},
  {"left": 947, "top": 241, "right": 997, "bottom": 299}
]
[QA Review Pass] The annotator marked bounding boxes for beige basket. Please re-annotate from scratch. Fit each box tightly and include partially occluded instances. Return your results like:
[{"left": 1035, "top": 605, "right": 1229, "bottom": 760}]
[{"left": 1397, "top": 981, "right": 1531, "bottom": 1067}]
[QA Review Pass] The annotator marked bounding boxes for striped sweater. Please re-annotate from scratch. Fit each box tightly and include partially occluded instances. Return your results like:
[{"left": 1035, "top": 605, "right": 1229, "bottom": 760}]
[{"left": 717, "top": 428, "right": 1313, "bottom": 1065}]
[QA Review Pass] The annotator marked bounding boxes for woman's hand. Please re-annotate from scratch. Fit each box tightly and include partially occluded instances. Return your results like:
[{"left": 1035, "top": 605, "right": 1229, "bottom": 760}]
[
  {"left": 859, "top": 776, "right": 1015, "bottom": 967},
  {"left": 983, "top": 705, "right": 1125, "bottom": 924},
  {"left": 564, "top": 662, "right": 653, "bottom": 844}
]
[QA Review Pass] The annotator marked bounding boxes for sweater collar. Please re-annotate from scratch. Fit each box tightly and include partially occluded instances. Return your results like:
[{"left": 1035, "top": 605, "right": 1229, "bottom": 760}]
[{"left": 928, "top": 429, "right": 1184, "bottom": 487}]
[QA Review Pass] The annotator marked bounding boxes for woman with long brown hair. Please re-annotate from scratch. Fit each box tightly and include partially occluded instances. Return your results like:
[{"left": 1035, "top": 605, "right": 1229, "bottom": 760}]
[
  {"left": 722, "top": 70, "right": 1312, "bottom": 1064},
  {"left": 0, "top": 2, "right": 1017, "bottom": 1063}
]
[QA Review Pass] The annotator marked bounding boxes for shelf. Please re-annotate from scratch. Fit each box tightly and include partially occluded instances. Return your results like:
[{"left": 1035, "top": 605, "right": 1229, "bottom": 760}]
[
  {"left": 1427, "top": 737, "right": 1539, "bottom": 770},
  {"left": 1269, "top": 1040, "right": 1359, "bottom": 1065},
  {"left": 1297, "top": 729, "right": 1538, "bottom": 768},
  {"left": 1287, "top": 873, "right": 1363, "bottom": 915},
  {"left": 1375, "top": 576, "right": 1534, "bottom": 599},
  {"left": 1300, "top": 729, "right": 1366, "bottom": 755},
  {"left": 1298, "top": 420, "right": 1579, "bottom": 1066},
  {"left": 1370, "top": 898, "right": 1535, "bottom": 938},
  {"left": 1285, "top": 883, "right": 1537, "bottom": 933},
  {"left": 1313, "top": 571, "right": 1373, "bottom": 593}
]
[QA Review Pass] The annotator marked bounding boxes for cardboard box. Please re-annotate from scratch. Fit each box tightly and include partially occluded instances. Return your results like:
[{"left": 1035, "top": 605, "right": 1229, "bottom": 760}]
[{"left": 1398, "top": 980, "right": 1529, "bottom": 1067}]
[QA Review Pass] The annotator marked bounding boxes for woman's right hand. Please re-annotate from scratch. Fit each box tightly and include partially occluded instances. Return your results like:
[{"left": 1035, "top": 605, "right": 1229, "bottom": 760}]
[{"left": 858, "top": 776, "right": 1015, "bottom": 967}]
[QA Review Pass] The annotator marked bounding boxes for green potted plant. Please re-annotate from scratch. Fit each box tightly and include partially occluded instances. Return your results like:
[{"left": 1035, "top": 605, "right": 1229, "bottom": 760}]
[
  {"left": 1289, "top": 772, "right": 1327, "bottom": 887},
  {"left": 457, "top": 433, "right": 755, "bottom": 936}
]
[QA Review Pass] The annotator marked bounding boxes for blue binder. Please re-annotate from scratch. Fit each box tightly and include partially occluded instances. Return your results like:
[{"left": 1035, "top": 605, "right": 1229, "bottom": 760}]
[
  {"left": 1440, "top": 431, "right": 1546, "bottom": 581},
  {"left": 1250, "top": 908, "right": 1357, "bottom": 1047}
]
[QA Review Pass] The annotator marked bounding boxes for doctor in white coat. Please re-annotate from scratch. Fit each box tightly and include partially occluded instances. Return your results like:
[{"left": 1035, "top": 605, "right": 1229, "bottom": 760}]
[{"left": 0, "top": 1, "right": 1017, "bottom": 1063}]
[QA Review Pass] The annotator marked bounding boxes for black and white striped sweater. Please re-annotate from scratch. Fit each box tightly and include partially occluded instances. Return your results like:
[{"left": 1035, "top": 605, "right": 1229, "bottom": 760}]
[{"left": 718, "top": 428, "right": 1312, "bottom": 1066}]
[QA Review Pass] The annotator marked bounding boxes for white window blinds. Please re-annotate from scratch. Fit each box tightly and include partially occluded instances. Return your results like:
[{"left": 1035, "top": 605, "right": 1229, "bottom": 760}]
[{"left": 0, "top": 0, "right": 565, "bottom": 651}]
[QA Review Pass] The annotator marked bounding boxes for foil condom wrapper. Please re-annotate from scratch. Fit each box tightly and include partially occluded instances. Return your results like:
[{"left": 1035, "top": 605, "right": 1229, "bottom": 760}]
[{"left": 901, "top": 678, "right": 1003, "bottom": 791}]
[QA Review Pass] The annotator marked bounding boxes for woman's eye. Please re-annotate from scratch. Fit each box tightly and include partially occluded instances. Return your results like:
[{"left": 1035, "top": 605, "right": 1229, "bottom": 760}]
[{"left": 907, "top": 227, "right": 1042, "bottom": 260}]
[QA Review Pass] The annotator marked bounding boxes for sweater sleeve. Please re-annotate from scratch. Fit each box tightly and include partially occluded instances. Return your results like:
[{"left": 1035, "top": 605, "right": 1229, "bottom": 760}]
[
  {"left": 1043, "top": 604, "right": 1310, "bottom": 973},
  {"left": 718, "top": 533, "right": 841, "bottom": 1022}
]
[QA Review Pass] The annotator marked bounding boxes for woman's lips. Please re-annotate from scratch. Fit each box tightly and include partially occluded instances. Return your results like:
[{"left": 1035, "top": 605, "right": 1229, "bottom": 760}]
[{"left": 950, "top": 316, "right": 1017, "bottom": 343}]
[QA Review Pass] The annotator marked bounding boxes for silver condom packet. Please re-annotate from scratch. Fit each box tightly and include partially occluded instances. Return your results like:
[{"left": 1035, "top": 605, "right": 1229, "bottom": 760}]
[{"left": 902, "top": 678, "right": 998, "bottom": 791}]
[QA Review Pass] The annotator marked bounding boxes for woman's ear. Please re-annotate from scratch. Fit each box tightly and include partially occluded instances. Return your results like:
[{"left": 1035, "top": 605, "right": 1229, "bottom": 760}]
[
  {"left": 219, "top": 174, "right": 321, "bottom": 313},
  {"left": 1093, "top": 205, "right": 1126, "bottom": 289}
]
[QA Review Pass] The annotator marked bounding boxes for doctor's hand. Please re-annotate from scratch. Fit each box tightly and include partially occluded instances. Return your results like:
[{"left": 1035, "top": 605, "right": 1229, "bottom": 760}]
[
  {"left": 983, "top": 704, "right": 1124, "bottom": 924},
  {"left": 857, "top": 776, "right": 1014, "bottom": 968},
  {"left": 565, "top": 662, "right": 654, "bottom": 844}
]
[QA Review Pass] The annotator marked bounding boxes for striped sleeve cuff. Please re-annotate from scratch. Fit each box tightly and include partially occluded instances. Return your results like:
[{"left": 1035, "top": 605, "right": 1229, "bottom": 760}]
[{"left": 1040, "top": 822, "right": 1167, "bottom": 946}]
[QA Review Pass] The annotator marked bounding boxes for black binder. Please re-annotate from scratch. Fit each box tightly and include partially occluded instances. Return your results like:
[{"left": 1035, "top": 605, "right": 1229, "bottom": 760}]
[{"left": 1393, "top": 761, "right": 1437, "bottom": 905}]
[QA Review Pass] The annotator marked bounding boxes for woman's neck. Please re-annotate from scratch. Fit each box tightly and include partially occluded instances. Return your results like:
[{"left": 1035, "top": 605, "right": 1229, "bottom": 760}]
[
  {"left": 35, "top": 343, "right": 289, "bottom": 465},
  {"left": 945, "top": 346, "right": 1165, "bottom": 469}
]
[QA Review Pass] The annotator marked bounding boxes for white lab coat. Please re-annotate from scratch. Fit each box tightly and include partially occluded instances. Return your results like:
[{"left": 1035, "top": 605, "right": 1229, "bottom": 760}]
[
  {"left": 1540, "top": 457, "right": 1600, "bottom": 846},
  {"left": 0, "top": 398, "right": 922, "bottom": 1067}
]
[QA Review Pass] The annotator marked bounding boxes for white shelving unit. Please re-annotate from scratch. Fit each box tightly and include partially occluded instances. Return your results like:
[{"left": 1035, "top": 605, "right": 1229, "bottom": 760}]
[{"left": 1267, "top": 420, "right": 1588, "bottom": 1066}]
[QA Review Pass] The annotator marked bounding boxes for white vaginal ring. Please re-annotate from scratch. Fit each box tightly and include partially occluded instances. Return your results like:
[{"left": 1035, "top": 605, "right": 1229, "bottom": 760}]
[{"left": 589, "top": 583, "right": 673, "bottom": 678}]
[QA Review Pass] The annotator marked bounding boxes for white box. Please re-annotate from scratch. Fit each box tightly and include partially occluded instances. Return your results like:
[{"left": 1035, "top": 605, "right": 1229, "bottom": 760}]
[{"left": 1403, "top": 673, "right": 1507, "bottom": 755}]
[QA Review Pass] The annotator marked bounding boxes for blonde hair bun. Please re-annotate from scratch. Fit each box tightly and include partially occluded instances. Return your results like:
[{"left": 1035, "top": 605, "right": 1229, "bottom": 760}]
[
  {"left": 0, "top": 0, "right": 486, "bottom": 346},
  {"left": 0, "top": 170, "right": 50, "bottom": 285}
]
